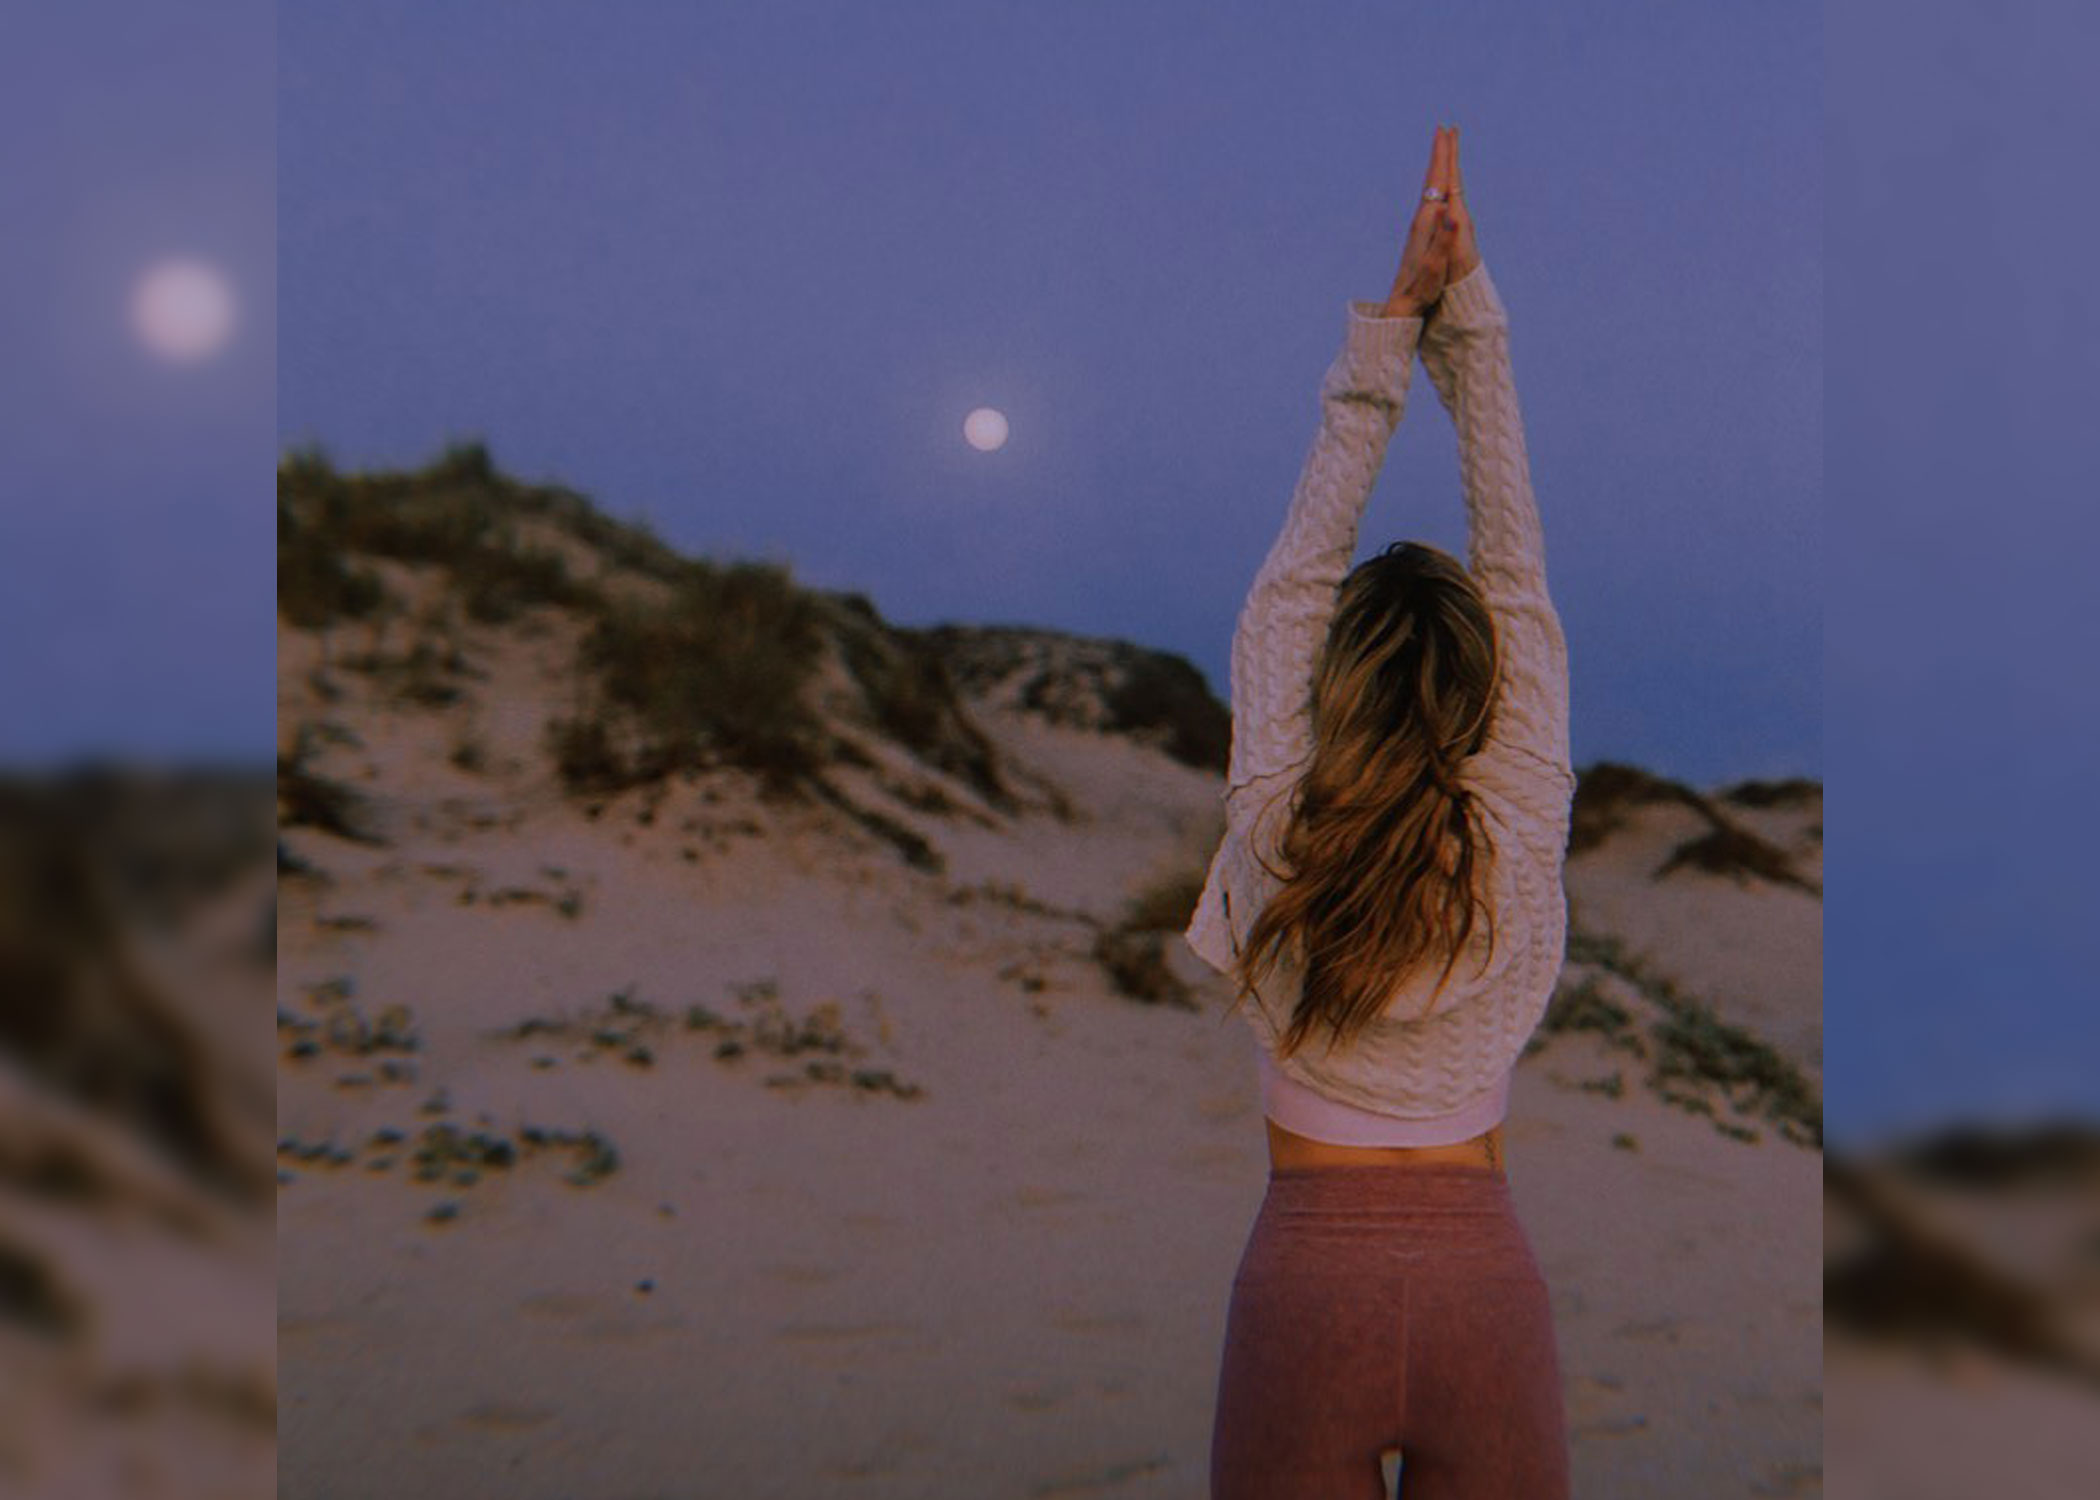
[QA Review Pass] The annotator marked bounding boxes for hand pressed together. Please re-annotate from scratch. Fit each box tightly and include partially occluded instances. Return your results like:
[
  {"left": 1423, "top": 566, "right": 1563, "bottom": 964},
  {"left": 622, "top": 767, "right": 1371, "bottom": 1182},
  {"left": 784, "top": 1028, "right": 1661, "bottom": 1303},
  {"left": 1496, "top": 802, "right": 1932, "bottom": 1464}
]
[{"left": 1382, "top": 124, "right": 1483, "bottom": 318}]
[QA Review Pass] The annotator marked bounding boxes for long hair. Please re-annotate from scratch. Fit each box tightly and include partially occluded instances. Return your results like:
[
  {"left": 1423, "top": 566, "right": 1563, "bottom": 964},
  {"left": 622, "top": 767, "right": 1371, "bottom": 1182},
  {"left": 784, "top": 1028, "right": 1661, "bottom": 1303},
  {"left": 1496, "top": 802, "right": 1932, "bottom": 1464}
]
[{"left": 1231, "top": 540, "right": 1503, "bottom": 1060}]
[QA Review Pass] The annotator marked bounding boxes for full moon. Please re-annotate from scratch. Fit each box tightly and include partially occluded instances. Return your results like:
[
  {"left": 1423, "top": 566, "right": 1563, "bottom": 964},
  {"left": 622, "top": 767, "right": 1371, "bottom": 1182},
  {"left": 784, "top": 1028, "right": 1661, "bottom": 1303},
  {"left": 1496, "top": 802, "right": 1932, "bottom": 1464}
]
[
  {"left": 963, "top": 407, "right": 1009, "bottom": 452},
  {"left": 131, "top": 258, "right": 237, "bottom": 363}
]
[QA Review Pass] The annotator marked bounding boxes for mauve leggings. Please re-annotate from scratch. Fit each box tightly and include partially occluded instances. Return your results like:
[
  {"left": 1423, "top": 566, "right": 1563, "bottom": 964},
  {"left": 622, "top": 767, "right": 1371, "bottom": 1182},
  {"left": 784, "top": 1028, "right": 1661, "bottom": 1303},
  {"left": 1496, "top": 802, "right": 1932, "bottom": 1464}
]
[{"left": 1210, "top": 1162, "right": 1571, "bottom": 1499}]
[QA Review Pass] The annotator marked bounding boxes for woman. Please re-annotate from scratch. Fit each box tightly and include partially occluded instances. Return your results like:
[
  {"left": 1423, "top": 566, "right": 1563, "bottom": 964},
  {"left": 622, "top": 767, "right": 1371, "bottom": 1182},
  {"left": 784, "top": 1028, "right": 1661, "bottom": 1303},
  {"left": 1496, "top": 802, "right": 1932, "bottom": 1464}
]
[{"left": 1182, "top": 124, "right": 1577, "bottom": 1500}]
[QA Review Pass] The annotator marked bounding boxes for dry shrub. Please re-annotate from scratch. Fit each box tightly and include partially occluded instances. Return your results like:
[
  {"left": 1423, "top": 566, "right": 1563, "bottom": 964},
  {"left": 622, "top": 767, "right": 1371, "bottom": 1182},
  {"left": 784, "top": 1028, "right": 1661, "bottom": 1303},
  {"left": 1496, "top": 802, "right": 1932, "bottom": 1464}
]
[
  {"left": 278, "top": 439, "right": 599, "bottom": 629},
  {"left": 573, "top": 559, "right": 828, "bottom": 792},
  {"left": 455, "top": 539, "right": 597, "bottom": 624},
  {"left": 1655, "top": 824, "right": 1820, "bottom": 896},
  {"left": 1093, "top": 926, "right": 1193, "bottom": 1009},
  {"left": 1648, "top": 997, "right": 1821, "bottom": 1141},
  {"left": 1894, "top": 1121, "right": 2100, "bottom": 1189},
  {"left": 338, "top": 637, "right": 477, "bottom": 709},
  {"left": 1101, "top": 654, "right": 1229, "bottom": 773},
  {"left": 834, "top": 600, "right": 1009, "bottom": 809},
  {"left": 277, "top": 727, "right": 386, "bottom": 845},
  {"left": 1121, "top": 868, "right": 1206, "bottom": 933},
  {"left": 1568, "top": 760, "right": 1709, "bottom": 854},
  {"left": 1719, "top": 776, "right": 1821, "bottom": 809},
  {"left": 1825, "top": 1155, "right": 2097, "bottom": 1379},
  {"left": 545, "top": 714, "right": 633, "bottom": 795},
  {"left": 1539, "top": 972, "right": 1637, "bottom": 1045},
  {"left": 278, "top": 494, "right": 388, "bottom": 627},
  {"left": 919, "top": 624, "right": 1227, "bottom": 775}
]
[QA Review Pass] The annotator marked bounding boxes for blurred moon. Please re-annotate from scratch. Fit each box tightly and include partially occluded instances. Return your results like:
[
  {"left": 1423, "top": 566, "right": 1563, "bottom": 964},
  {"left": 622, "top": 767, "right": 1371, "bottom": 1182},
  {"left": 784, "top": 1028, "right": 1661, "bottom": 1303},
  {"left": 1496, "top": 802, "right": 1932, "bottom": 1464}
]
[
  {"left": 131, "top": 258, "right": 236, "bottom": 362},
  {"left": 963, "top": 407, "right": 1009, "bottom": 452}
]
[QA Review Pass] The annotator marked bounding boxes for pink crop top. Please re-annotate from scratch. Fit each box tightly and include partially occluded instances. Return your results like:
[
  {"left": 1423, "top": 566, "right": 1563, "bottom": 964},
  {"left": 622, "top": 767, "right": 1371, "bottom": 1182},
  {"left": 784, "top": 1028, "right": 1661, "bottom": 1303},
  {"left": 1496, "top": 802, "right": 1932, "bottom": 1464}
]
[{"left": 1253, "top": 1038, "right": 1511, "bottom": 1147}]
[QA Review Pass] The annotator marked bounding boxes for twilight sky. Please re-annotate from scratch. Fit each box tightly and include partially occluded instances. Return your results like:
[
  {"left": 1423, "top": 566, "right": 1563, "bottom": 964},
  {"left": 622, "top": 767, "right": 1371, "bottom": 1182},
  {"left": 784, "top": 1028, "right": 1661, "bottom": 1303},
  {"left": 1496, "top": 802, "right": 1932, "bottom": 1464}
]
[
  {"left": 279, "top": 0, "right": 1821, "bottom": 791},
  {"left": 1824, "top": 0, "right": 2100, "bottom": 1146},
  {"left": 0, "top": 2, "right": 273, "bottom": 767},
  {"left": 5, "top": 0, "right": 2094, "bottom": 1155}
]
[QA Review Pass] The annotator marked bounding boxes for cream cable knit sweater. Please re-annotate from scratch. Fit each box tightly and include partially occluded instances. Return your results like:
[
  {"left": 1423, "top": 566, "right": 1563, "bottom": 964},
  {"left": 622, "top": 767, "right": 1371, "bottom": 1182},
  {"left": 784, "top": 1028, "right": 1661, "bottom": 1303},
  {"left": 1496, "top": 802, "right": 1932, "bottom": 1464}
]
[{"left": 1181, "top": 260, "right": 1577, "bottom": 1139}]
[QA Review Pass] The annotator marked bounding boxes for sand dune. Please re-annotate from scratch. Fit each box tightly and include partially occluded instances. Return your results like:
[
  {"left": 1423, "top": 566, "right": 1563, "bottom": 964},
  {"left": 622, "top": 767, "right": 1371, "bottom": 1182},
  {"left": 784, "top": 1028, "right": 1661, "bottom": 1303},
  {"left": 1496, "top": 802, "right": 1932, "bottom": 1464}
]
[
  {"left": 275, "top": 460, "right": 1822, "bottom": 1496},
  {"left": 1824, "top": 1124, "right": 2100, "bottom": 1496},
  {"left": 0, "top": 769, "right": 276, "bottom": 1500},
  {"left": 270, "top": 623, "right": 1817, "bottom": 1497}
]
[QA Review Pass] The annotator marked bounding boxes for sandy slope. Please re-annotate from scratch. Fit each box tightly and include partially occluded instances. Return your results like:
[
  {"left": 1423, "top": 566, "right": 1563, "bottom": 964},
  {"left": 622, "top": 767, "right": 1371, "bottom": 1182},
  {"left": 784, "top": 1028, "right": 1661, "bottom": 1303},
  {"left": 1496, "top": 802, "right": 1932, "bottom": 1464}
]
[
  {"left": 0, "top": 835, "right": 276, "bottom": 1500},
  {"left": 1566, "top": 795, "right": 1823, "bottom": 1077},
  {"left": 1825, "top": 1341, "right": 2100, "bottom": 1498},
  {"left": 277, "top": 655, "right": 1822, "bottom": 1499},
  {"left": 1823, "top": 1133, "right": 2100, "bottom": 1497}
]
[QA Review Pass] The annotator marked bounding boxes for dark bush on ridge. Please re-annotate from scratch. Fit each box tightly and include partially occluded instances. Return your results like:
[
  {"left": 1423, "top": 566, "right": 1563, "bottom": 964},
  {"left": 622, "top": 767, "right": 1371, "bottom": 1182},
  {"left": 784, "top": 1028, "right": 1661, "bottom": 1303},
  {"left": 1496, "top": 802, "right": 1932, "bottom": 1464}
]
[
  {"left": 453, "top": 539, "right": 596, "bottom": 624},
  {"left": 1120, "top": 868, "right": 1205, "bottom": 933},
  {"left": 1719, "top": 776, "right": 1821, "bottom": 809},
  {"left": 279, "top": 497, "right": 388, "bottom": 628},
  {"left": 1656, "top": 824, "right": 1819, "bottom": 896},
  {"left": 544, "top": 715, "right": 630, "bottom": 795},
  {"left": 574, "top": 559, "right": 828, "bottom": 790},
  {"left": 834, "top": 607, "right": 1010, "bottom": 809},
  {"left": 1102, "top": 653, "right": 1230, "bottom": 774},
  {"left": 1567, "top": 760, "right": 1711, "bottom": 854},
  {"left": 278, "top": 439, "right": 595, "bottom": 623}
]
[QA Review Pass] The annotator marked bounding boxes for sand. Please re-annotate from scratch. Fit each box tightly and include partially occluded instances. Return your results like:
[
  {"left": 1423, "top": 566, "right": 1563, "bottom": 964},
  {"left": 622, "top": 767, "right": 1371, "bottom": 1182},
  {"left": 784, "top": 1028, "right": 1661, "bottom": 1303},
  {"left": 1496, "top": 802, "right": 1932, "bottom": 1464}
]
[{"left": 275, "top": 652, "right": 1823, "bottom": 1499}]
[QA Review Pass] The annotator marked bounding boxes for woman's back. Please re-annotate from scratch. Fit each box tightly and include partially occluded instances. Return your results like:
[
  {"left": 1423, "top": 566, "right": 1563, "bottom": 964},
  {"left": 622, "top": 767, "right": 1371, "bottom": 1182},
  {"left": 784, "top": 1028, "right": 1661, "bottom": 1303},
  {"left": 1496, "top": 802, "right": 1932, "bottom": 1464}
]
[
  {"left": 1207, "top": 125, "right": 1574, "bottom": 1500},
  {"left": 1183, "top": 257, "right": 1575, "bottom": 1152}
]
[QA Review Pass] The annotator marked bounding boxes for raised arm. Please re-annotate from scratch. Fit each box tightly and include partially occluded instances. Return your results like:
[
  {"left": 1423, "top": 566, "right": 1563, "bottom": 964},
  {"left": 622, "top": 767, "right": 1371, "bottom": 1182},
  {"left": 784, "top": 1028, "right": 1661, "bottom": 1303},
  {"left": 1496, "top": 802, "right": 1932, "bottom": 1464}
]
[
  {"left": 1226, "top": 303, "right": 1423, "bottom": 807},
  {"left": 1222, "top": 123, "right": 1463, "bottom": 857},
  {"left": 1417, "top": 261, "right": 1574, "bottom": 795}
]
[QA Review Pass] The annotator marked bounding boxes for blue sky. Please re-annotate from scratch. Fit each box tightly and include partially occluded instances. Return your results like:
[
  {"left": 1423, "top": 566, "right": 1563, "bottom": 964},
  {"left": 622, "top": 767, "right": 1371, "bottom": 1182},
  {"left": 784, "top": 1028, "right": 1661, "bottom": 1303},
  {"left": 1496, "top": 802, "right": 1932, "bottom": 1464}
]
[
  {"left": 20, "top": 2, "right": 2095, "bottom": 1143},
  {"left": 278, "top": 0, "right": 1821, "bottom": 792},
  {"left": 1825, "top": 0, "right": 2100, "bottom": 1146},
  {"left": 0, "top": 3, "right": 273, "bottom": 766}
]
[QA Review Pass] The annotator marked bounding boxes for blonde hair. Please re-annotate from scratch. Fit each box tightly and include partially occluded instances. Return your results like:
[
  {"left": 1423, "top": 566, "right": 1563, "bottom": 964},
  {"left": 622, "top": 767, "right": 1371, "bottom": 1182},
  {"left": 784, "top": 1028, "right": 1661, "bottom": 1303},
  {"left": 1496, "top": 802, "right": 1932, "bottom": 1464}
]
[{"left": 1231, "top": 541, "right": 1503, "bottom": 1059}]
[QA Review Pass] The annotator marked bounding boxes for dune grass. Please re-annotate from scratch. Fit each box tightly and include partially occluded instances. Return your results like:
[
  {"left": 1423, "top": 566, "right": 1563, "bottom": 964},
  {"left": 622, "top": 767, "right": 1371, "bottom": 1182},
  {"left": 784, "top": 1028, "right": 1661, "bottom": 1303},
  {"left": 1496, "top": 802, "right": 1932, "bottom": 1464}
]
[
  {"left": 281, "top": 439, "right": 854, "bottom": 797},
  {"left": 1562, "top": 930, "right": 1822, "bottom": 1146},
  {"left": 1656, "top": 824, "right": 1821, "bottom": 896},
  {"left": 550, "top": 556, "right": 829, "bottom": 796}
]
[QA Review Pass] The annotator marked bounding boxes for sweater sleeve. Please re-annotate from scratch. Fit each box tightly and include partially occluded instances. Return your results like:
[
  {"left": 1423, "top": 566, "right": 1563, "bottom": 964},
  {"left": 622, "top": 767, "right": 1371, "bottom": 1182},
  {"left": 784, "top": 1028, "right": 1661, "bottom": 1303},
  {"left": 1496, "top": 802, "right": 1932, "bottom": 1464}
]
[
  {"left": 1416, "top": 263, "right": 1574, "bottom": 795},
  {"left": 1227, "top": 300, "right": 1424, "bottom": 816}
]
